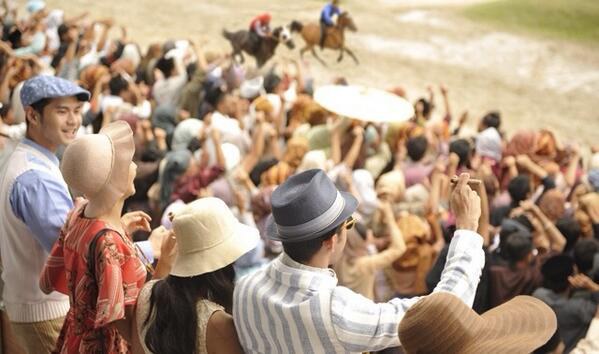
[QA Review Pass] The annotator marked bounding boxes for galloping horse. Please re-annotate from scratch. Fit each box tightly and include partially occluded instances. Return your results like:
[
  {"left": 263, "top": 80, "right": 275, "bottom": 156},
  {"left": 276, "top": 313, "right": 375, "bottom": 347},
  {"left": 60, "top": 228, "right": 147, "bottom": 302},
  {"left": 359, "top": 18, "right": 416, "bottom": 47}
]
[
  {"left": 222, "top": 26, "right": 295, "bottom": 68},
  {"left": 290, "top": 12, "right": 358, "bottom": 66}
]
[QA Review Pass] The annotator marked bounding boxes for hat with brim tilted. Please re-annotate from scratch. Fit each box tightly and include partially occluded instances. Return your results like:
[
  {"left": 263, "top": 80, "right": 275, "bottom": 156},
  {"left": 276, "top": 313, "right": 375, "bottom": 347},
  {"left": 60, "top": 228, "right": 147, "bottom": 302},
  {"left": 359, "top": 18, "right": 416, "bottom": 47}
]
[
  {"left": 170, "top": 197, "right": 259, "bottom": 277},
  {"left": 266, "top": 169, "right": 358, "bottom": 242},
  {"left": 60, "top": 121, "right": 134, "bottom": 218},
  {"left": 398, "top": 292, "right": 557, "bottom": 354}
]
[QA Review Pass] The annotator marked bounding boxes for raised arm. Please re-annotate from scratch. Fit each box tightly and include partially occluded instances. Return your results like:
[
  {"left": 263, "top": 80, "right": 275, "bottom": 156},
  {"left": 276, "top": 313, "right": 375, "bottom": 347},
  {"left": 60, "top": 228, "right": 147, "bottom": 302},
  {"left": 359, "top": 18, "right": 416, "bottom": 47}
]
[
  {"left": 343, "top": 125, "right": 364, "bottom": 169},
  {"left": 359, "top": 202, "right": 407, "bottom": 273},
  {"left": 521, "top": 200, "right": 566, "bottom": 253},
  {"left": 432, "top": 173, "right": 484, "bottom": 307}
]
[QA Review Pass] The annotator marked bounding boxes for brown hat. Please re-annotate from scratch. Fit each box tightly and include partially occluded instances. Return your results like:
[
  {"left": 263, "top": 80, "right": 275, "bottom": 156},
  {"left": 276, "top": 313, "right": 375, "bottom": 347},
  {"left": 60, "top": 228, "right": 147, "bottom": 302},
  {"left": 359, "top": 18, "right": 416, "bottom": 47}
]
[
  {"left": 398, "top": 292, "right": 556, "bottom": 354},
  {"left": 61, "top": 121, "right": 135, "bottom": 218}
]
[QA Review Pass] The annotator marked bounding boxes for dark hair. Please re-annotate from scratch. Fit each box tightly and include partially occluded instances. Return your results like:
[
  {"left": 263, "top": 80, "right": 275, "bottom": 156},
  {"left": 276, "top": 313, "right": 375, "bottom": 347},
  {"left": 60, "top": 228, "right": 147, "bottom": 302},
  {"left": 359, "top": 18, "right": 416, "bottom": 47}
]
[
  {"left": 203, "top": 79, "right": 226, "bottom": 107},
  {"left": 57, "top": 24, "right": 70, "bottom": 42},
  {"left": 264, "top": 72, "right": 281, "bottom": 94},
  {"left": 250, "top": 158, "right": 278, "bottom": 186},
  {"left": 534, "top": 328, "right": 562, "bottom": 354},
  {"left": 283, "top": 226, "right": 341, "bottom": 263},
  {"left": 508, "top": 175, "right": 531, "bottom": 205},
  {"left": 28, "top": 98, "right": 51, "bottom": 126},
  {"left": 556, "top": 217, "right": 581, "bottom": 254},
  {"left": 499, "top": 218, "right": 531, "bottom": 259},
  {"left": 416, "top": 98, "right": 432, "bottom": 117},
  {"left": 144, "top": 264, "right": 236, "bottom": 354},
  {"left": 541, "top": 255, "right": 574, "bottom": 293},
  {"left": 481, "top": 111, "right": 501, "bottom": 129},
  {"left": 449, "top": 139, "right": 472, "bottom": 168},
  {"left": 155, "top": 56, "right": 175, "bottom": 79},
  {"left": 503, "top": 232, "right": 533, "bottom": 265},
  {"left": 406, "top": 136, "right": 428, "bottom": 162},
  {"left": 573, "top": 239, "right": 599, "bottom": 275},
  {"left": 108, "top": 75, "right": 129, "bottom": 96},
  {"left": 0, "top": 101, "right": 11, "bottom": 118}
]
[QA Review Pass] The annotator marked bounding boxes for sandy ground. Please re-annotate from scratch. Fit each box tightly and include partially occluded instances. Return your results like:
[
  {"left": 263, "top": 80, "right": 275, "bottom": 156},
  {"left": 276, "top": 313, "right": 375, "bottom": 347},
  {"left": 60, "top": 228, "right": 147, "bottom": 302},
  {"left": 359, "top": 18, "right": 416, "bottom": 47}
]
[{"left": 44, "top": 0, "right": 599, "bottom": 145}]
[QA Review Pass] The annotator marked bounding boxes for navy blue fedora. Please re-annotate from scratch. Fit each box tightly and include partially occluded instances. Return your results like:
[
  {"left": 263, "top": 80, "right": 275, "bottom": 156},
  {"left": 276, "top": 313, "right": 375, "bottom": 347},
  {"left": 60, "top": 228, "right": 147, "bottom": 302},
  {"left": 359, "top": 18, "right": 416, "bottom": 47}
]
[{"left": 266, "top": 169, "right": 358, "bottom": 242}]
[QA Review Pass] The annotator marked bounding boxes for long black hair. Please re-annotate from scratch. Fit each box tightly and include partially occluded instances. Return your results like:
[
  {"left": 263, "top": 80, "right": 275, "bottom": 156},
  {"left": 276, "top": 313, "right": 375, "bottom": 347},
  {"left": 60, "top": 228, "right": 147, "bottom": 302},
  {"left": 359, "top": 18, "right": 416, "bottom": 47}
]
[{"left": 144, "top": 264, "right": 236, "bottom": 354}]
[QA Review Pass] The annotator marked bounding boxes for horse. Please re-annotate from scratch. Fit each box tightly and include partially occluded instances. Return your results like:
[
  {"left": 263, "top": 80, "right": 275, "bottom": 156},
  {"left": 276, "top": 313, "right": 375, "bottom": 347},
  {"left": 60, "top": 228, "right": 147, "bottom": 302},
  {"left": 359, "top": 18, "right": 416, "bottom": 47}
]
[
  {"left": 290, "top": 12, "right": 359, "bottom": 66},
  {"left": 222, "top": 25, "right": 295, "bottom": 68}
]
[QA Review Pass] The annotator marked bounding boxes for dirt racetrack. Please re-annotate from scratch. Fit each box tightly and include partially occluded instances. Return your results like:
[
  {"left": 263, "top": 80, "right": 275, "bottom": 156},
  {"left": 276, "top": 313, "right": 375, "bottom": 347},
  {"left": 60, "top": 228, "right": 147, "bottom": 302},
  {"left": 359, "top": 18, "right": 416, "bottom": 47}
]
[{"left": 45, "top": 0, "right": 599, "bottom": 145}]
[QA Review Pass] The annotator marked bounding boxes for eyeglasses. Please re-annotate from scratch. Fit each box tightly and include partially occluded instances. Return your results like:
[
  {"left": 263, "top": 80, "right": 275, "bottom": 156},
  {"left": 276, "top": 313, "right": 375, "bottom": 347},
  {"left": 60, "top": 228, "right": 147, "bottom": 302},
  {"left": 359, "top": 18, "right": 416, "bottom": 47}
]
[{"left": 344, "top": 216, "right": 356, "bottom": 230}]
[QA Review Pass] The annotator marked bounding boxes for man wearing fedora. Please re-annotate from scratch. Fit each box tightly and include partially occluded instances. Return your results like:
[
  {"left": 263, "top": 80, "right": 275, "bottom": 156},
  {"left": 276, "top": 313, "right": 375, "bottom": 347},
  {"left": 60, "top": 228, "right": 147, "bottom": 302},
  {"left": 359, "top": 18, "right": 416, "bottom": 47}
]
[{"left": 233, "top": 170, "right": 485, "bottom": 353}]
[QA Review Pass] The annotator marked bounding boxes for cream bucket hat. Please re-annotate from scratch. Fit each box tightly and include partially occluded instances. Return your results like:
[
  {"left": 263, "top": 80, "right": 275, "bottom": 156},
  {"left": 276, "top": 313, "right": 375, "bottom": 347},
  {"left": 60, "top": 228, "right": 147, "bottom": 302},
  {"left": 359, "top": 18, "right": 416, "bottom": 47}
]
[{"left": 171, "top": 197, "right": 259, "bottom": 277}]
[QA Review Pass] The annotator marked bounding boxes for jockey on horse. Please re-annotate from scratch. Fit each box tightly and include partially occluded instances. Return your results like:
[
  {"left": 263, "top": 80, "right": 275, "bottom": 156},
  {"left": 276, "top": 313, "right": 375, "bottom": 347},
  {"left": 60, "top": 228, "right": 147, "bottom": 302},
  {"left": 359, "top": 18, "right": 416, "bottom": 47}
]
[
  {"left": 320, "top": 0, "right": 341, "bottom": 49},
  {"left": 249, "top": 12, "right": 272, "bottom": 53}
]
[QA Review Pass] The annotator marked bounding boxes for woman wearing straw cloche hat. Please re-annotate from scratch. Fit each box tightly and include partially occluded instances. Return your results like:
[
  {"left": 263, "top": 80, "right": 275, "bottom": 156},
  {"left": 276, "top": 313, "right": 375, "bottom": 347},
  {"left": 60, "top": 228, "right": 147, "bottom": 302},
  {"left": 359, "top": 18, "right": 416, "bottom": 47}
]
[{"left": 40, "top": 121, "right": 177, "bottom": 353}]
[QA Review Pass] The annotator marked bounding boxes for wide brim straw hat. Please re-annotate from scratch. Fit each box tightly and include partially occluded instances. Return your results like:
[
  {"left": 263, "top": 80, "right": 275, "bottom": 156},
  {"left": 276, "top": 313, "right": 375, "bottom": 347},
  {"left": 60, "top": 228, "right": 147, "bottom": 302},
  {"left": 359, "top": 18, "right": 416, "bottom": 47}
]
[
  {"left": 171, "top": 197, "right": 259, "bottom": 277},
  {"left": 314, "top": 84, "right": 414, "bottom": 123},
  {"left": 61, "top": 121, "right": 134, "bottom": 218},
  {"left": 399, "top": 292, "right": 557, "bottom": 354}
]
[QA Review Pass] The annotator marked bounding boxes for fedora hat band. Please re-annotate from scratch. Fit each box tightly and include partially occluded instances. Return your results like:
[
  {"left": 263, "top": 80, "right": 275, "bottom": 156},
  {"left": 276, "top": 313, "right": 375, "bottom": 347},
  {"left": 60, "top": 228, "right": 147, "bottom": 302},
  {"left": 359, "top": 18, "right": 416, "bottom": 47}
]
[{"left": 276, "top": 191, "right": 345, "bottom": 238}]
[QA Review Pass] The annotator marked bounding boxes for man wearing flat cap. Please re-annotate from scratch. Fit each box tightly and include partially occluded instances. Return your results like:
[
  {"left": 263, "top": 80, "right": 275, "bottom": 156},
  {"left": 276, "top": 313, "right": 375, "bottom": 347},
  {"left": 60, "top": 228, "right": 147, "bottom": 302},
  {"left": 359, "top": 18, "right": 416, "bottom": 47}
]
[
  {"left": 0, "top": 75, "right": 90, "bottom": 353},
  {"left": 233, "top": 169, "right": 486, "bottom": 353}
]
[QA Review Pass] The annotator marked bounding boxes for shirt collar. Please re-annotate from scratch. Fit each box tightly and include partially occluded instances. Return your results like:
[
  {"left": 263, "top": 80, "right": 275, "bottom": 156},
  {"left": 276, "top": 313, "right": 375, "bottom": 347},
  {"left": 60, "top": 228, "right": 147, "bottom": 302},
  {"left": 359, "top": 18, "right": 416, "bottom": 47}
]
[
  {"left": 271, "top": 253, "right": 338, "bottom": 290},
  {"left": 22, "top": 138, "right": 59, "bottom": 166}
]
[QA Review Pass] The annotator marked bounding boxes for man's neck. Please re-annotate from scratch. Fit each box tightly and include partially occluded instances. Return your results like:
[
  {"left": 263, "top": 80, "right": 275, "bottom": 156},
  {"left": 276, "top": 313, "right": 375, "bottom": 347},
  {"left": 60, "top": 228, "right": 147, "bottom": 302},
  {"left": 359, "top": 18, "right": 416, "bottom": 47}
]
[
  {"left": 26, "top": 131, "right": 57, "bottom": 153},
  {"left": 304, "top": 254, "right": 331, "bottom": 269}
]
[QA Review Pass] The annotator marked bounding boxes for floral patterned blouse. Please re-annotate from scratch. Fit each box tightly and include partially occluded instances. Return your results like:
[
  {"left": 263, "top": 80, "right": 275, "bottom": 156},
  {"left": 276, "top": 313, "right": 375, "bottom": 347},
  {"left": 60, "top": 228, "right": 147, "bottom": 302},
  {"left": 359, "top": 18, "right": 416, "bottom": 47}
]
[{"left": 40, "top": 202, "right": 147, "bottom": 354}]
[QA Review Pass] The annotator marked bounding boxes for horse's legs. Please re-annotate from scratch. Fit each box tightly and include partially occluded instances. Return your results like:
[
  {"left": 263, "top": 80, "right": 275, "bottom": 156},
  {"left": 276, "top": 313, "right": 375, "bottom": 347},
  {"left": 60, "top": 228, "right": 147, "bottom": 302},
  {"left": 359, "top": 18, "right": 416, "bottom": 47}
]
[
  {"left": 337, "top": 49, "right": 344, "bottom": 62},
  {"left": 310, "top": 47, "right": 327, "bottom": 67},
  {"left": 344, "top": 47, "right": 359, "bottom": 65},
  {"left": 300, "top": 45, "right": 309, "bottom": 59}
]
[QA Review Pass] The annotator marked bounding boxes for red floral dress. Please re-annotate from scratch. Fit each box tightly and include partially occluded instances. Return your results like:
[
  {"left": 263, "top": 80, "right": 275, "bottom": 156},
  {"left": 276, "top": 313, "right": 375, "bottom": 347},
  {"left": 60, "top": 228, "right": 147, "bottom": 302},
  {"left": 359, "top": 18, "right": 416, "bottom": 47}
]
[{"left": 40, "top": 202, "right": 147, "bottom": 354}]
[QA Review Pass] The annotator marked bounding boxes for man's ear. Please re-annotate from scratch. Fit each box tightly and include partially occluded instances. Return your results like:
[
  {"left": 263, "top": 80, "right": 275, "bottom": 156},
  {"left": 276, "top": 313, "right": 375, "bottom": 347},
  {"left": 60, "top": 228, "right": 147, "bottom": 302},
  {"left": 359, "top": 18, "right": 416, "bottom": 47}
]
[
  {"left": 322, "top": 233, "right": 338, "bottom": 250},
  {"left": 25, "top": 106, "right": 41, "bottom": 127}
]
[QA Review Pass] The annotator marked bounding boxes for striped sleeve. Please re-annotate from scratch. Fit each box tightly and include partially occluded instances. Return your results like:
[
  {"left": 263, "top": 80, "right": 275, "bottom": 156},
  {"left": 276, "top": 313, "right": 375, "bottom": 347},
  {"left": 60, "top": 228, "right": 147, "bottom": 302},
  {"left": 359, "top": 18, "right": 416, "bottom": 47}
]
[
  {"left": 331, "top": 229, "right": 484, "bottom": 352},
  {"left": 331, "top": 287, "right": 410, "bottom": 352},
  {"left": 432, "top": 229, "right": 485, "bottom": 307}
]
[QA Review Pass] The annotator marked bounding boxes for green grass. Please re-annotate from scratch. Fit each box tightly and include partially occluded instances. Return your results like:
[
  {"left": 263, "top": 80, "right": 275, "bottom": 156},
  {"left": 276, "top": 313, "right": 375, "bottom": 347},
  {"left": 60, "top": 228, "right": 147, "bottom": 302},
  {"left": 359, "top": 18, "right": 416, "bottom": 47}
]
[{"left": 463, "top": 0, "right": 599, "bottom": 45}]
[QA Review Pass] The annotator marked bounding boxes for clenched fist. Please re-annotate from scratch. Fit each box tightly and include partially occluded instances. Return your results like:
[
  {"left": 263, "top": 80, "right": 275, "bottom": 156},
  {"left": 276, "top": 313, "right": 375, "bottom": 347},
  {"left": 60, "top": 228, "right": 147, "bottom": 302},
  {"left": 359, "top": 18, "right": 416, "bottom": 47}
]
[{"left": 451, "top": 173, "right": 481, "bottom": 231}]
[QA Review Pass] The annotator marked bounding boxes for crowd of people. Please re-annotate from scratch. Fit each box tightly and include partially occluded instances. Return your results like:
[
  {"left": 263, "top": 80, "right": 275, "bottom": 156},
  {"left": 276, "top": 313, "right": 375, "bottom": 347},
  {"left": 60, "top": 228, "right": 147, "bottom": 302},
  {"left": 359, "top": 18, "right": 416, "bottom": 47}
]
[{"left": 1, "top": 1, "right": 598, "bottom": 353}]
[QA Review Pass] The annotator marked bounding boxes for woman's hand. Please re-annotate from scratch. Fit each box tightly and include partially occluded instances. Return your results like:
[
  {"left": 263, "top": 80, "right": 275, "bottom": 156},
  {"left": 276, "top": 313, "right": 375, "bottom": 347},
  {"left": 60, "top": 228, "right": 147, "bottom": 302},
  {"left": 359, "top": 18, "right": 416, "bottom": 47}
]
[
  {"left": 121, "top": 211, "right": 152, "bottom": 236},
  {"left": 152, "top": 228, "right": 177, "bottom": 279}
]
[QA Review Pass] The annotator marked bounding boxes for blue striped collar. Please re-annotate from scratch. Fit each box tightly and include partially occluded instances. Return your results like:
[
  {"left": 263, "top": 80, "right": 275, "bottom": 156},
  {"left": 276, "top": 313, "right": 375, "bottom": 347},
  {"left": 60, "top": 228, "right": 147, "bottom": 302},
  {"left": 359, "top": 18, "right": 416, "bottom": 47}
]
[
  {"left": 269, "top": 253, "right": 338, "bottom": 290},
  {"left": 22, "top": 138, "right": 59, "bottom": 166}
]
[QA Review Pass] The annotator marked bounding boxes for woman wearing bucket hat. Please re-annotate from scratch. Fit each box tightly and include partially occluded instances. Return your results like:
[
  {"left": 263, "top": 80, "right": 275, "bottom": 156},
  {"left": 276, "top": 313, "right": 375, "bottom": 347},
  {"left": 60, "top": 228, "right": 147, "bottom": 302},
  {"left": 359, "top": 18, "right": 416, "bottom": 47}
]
[
  {"left": 39, "top": 121, "right": 177, "bottom": 353},
  {"left": 135, "top": 197, "right": 259, "bottom": 354}
]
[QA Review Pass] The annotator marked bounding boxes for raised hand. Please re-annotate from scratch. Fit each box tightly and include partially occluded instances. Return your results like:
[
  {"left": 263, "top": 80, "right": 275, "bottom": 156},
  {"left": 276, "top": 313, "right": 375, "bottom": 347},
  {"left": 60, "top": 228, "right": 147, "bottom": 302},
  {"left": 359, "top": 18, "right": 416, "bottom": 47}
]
[
  {"left": 121, "top": 211, "right": 152, "bottom": 236},
  {"left": 450, "top": 173, "right": 481, "bottom": 232}
]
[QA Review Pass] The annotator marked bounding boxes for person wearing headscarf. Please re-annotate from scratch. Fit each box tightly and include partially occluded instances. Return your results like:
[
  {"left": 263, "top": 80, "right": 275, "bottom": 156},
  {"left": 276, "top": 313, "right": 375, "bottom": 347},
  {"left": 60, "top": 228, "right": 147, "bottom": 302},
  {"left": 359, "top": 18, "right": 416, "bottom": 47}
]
[
  {"left": 505, "top": 130, "right": 537, "bottom": 157},
  {"left": 384, "top": 213, "right": 435, "bottom": 298},
  {"left": 476, "top": 126, "right": 502, "bottom": 163}
]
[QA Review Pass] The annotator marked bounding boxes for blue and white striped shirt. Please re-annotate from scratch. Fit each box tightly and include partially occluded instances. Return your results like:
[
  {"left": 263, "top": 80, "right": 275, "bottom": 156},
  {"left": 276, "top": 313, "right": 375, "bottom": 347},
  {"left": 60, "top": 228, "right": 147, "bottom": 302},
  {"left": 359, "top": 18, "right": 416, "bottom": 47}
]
[{"left": 233, "top": 229, "right": 485, "bottom": 353}]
